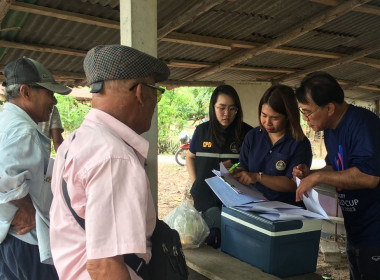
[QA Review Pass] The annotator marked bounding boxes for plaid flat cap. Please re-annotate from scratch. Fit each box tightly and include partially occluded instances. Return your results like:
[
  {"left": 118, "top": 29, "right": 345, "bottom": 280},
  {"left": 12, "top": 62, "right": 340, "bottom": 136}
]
[{"left": 84, "top": 45, "right": 170, "bottom": 93}]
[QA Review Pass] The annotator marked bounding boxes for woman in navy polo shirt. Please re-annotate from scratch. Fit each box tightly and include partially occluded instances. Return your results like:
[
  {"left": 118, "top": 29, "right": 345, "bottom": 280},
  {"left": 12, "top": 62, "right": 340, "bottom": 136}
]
[
  {"left": 186, "top": 85, "right": 252, "bottom": 247},
  {"left": 231, "top": 85, "right": 312, "bottom": 206}
]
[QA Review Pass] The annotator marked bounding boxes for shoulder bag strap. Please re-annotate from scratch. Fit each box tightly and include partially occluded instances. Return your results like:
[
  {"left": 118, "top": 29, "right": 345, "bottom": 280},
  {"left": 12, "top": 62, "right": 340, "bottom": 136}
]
[{"left": 60, "top": 133, "right": 148, "bottom": 278}]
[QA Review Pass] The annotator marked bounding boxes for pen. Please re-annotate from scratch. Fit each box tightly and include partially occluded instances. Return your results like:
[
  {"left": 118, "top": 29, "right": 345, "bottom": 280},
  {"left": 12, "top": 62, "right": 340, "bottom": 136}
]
[{"left": 228, "top": 162, "right": 240, "bottom": 172}]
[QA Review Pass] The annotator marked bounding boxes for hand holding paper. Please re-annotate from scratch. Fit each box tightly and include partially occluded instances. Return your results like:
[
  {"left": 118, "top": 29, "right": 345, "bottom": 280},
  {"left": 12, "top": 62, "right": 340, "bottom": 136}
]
[{"left": 296, "top": 177, "right": 329, "bottom": 220}]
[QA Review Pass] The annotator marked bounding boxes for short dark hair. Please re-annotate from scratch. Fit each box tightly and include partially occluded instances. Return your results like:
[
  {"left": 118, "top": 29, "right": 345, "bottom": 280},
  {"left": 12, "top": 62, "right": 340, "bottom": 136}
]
[
  {"left": 259, "top": 85, "right": 305, "bottom": 141},
  {"left": 295, "top": 71, "right": 344, "bottom": 106},
  {"left": 208, "top": 85, "right": 244, "bottom": 149}
]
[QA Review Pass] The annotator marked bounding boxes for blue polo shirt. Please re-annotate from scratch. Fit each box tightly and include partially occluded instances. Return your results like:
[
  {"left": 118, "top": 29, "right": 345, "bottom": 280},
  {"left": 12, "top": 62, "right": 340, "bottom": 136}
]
[
  {"left": 324, "top": 105, "right": 380, "bottom": 247},
  {"left": 239, "top": 127, "right": 312, "bottom": 205}
]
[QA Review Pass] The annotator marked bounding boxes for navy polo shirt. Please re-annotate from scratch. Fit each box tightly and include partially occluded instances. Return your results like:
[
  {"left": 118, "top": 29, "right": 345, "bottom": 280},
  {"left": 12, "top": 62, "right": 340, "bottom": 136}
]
[
  {"left": 324, "top": 105, "right": 380, "bottom": 247},
  {"left": 189, "top": 121, "right": 252, "bottom": 211},
  {"left": 239, "top": 127, "right": 312, "bottom": 205}
]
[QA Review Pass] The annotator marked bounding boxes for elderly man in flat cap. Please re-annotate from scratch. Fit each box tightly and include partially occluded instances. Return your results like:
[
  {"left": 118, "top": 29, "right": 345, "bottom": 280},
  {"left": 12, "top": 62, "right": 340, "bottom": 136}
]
[
  {"left": 50, "top": 45, "right": 170, "bottom": 280},
  {"left": 0, "top": 57, "right": 71, "bottom": 279}
]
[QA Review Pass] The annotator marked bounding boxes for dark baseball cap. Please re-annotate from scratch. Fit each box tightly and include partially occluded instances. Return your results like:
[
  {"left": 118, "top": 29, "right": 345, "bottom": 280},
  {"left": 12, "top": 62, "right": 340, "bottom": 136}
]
[
  {"left": 84, "top": 45, "right": 170, "bottom": 93},
  {"left": 3, "top": 57, "right": 71, "bottom": 95}
]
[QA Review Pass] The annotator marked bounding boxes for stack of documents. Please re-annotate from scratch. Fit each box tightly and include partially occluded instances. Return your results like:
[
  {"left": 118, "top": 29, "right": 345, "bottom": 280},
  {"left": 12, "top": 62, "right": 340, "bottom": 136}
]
[{"left": 205, "top": 163, "right": 329, "bottom": 221}]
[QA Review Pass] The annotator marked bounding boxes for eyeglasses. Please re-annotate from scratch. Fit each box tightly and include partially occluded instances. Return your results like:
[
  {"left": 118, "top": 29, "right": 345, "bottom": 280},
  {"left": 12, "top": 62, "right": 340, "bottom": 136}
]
[
  {"left": 215, "top": 106, "right": 238, "bottom": 114},
  {"left": 129, "top": 83, "right": 165, "bottom": 103},
  {"left": 299, "top": 107, "right": 320, "bottom": 120}
]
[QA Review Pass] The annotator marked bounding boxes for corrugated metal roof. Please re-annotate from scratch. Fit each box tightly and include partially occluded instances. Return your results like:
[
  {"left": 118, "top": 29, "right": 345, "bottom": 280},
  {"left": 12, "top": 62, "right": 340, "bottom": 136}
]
[{"left": 1, "top": 0, "right": 380, "bottom": 101}]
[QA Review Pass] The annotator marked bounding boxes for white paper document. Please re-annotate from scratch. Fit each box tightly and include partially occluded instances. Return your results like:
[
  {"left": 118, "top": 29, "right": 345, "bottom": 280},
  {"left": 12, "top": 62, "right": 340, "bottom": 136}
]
[
  {"left": 205, "top": 176, "right": 263, "bottom": 207},
  {"left": 218, "top": 163, "right": 267, "bottom": 201},
  {"left": 206, "top": 163, "right": 328, "bottom": 221},
  {"left": 296, "top": 177, "right": 329, "bottom": 220}
]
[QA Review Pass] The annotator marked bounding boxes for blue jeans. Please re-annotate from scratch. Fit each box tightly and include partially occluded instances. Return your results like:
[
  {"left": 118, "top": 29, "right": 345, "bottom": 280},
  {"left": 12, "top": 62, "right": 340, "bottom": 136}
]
[
  {"left": 0, "top": 234, "right": 58, "bottom": 280},
  {"left": 347, "top": 242, "right": 380, "bottom": 280}
]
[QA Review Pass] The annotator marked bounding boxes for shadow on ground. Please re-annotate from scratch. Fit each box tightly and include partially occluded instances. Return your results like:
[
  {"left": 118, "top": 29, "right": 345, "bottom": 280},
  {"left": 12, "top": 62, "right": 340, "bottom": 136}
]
[{"left": 188, "top": 268, "right": 209, "bottom": 280}]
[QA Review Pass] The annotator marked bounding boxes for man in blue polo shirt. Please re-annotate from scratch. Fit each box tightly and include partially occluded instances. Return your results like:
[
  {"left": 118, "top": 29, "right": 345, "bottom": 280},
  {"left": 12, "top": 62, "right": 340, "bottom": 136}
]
[
  {"left": 293, "top": 71, "right": 380, "bottom": 280},
  {"left": 0, "top": 57, "right": 71, "bottom": 279}
]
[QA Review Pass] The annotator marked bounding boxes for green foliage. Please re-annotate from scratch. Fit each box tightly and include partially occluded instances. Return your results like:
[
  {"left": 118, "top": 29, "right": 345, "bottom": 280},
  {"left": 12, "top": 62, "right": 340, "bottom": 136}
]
[
  {"left": 51, "top": 86, "right": 213, "bottom": 155},
  {"left": 55, "top": 94, "right": 91, "bottom": 136},
  {"left": 158, "top": 87, "right": 213, "bottom": 153}
]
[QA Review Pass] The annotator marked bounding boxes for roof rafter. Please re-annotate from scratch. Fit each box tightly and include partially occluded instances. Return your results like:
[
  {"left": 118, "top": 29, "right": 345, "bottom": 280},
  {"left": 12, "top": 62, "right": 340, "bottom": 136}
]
[
  {"left": 0, "top": 66, "right": 85, "bottom": 84},
  {"left": 0, "top": 0, "right": 14, "bottom": 24},
  {"left": 276, "top": 40, "right": 380, "bottom": 82},
  {"left": 167, "top": 59, "right": 295, "bottom": 73},
  {"left": 9, "top": 1, "right": 119, "bottom": 29},
  {"left": 0, "top": 40, "right": 87, "bottom": 56},
  {"left": 162, "top": 32, "right": 380, "bottom": 68},
  {"left": 185, "top": 0, "right": 371, "bottom": 81},
  {"left": 311, "top": 0, "right": 380, "bottom": 16}
]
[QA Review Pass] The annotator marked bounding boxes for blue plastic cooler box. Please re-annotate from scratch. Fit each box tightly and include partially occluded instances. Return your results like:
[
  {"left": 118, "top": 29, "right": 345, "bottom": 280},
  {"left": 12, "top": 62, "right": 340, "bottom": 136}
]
[{"left": 221, "top": 206, "right": 322, "bottom": 278}]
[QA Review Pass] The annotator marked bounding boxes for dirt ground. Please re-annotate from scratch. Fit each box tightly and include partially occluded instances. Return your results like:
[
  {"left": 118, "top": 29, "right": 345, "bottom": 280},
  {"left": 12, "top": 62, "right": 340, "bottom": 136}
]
[{"left": 157, "top": 155, "right": 350, "bottom": 280}]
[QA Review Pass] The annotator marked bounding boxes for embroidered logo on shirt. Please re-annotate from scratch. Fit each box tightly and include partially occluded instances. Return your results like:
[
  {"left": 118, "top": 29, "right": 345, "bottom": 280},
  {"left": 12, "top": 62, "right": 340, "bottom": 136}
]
[
  {"left": 230, "top": 142, "right": 239, "bottom": 153},
  {"left": 275, "top": 160, "right": 286, "bottom": 171},
  {"left": 203, "top": 141, "right": 212, "bottom": 148}
]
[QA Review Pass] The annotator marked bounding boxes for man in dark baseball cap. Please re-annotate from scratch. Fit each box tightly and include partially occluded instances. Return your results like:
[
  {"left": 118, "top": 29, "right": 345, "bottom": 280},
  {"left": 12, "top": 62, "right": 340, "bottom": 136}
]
[
  {"left": 0, "top": 56, "right": 72, "bottom": 279},
  {"left": 50, "top": 45, "right": 171, "bottom": 279},
  {"left": 3, "top": 57, "right": 71, "bottom": 95}
]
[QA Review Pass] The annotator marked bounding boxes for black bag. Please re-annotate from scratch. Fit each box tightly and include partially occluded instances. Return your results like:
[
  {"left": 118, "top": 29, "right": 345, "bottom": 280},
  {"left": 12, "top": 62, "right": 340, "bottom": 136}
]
[
  {"left": 62, "top": 178, "right": 188, "bottom": 279},
  {"left": 149, "top": 219, "right": 188, "bottom": 280}
]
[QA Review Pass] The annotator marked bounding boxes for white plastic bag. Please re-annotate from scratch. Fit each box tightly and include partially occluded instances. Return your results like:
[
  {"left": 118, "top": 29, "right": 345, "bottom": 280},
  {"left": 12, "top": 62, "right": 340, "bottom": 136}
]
[{"left": 164, "top": 200, "right": 210, "bottom": 249}]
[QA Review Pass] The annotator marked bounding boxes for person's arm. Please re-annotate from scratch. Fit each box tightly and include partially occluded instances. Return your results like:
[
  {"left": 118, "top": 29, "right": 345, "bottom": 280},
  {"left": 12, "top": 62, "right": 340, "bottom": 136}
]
[
  {"left": 86, "top": 255, "right": 130, "bottom": 280},
  {"left": 51, "top": 128, "right": 64, "bottom": 151},
  {"left": 0, "top": 133, "right": 41, "bottom": 235},
  {"left": 186, "top": 150, "right": 196, "bottom": 184},
  {"left": 9, "top": 194, "right": 36, "bottom": 235},
  {"left": 50, "top": 106, "right": 64, "bottom": 151},
  {"left": 293, "top": 163, "right": 334, "bottom": 179},
  {"left": 232, "top": 170, "right": 297, "bottom": 192},
  {"left": 186, "top": 129, "right": 198, "bottom": 184},
  {"left": 296, "top": 167, "right": 380, "bottom": 201}
]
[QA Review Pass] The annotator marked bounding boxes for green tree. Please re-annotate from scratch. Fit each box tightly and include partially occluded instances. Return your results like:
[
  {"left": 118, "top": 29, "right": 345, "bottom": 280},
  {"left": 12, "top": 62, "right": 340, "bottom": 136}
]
[
  {"left": 56, "top": 94, "right": 91, "bottom": 137},
  {"left": 158, "top": 87, "right": 213, "bottom": 154}
]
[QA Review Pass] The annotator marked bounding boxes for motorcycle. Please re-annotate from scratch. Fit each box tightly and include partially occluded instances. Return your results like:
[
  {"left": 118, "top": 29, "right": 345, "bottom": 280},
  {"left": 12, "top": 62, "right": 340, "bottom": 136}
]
[{"left": 175, "top": 131, "right": 191, "bottom": 166}]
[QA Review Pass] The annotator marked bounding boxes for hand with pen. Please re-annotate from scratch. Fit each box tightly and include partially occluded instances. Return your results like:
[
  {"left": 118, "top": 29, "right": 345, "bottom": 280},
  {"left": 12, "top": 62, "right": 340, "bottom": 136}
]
[
  {"left": 222, "top": 160, "right": 243, "bottom": 175},
  {"left": 292, "top": 163, "right": 316, "bottom": 201},
  {"left": 227, "top": 162, "right": 262, "bottom": 186}
]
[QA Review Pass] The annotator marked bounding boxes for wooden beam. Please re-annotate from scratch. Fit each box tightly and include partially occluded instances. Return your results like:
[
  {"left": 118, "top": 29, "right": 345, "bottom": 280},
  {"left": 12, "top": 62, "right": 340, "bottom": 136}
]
[
  {"left": 277, "top": 40, "right": 380, "bottom": 82},
  {"left": 187, "top": 0, "right": 370, "bottom": 81},
  {"left": 358, "top": 84, "right": 380, "bottom": 92},
  {"left": 311, "top": 0, "right": 380, "bottom": 16},
  {"left": 0, "top": 0, "right": 14, "bottom": 23},
  {"left": 52, "top": 71, "right": 85, "bottom": 81},
  {"left": 271, "top": 46, "right": 341, "bottom": 59},
  {"left": 160, "top": 79, "right": 220, "bottom": 89},
  {"left": 230, "top": 65, "right": 295, "bottom": 74},
  {"left": 353, "top": 57, "right": 380, "bottom": 69},
  {"left": 163, "top": 32, "right": 380, "bottom": 67},
  {"left": 163, "top": 32, "right": 341, "bottom": 58},
  {"left": 0, "top": 40, "right": 87, "bottom": 57},
  {"left": 167, "top": 59, "right": 295, "bottom": 74},
  {"left": 10, "top": 1, "right": 120, "bottom": 29},
  {"left": 0, "top": 65, "right": 84, "bottom": 82},
  {"left": 162, "top": 32, "right": 260, "bottom": 50},
  {"left": 157, "top": 0, "right": 225, "bottom": 40},
  {"left": 167, "top": 60, "right": 214, "bottom": 68}
]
